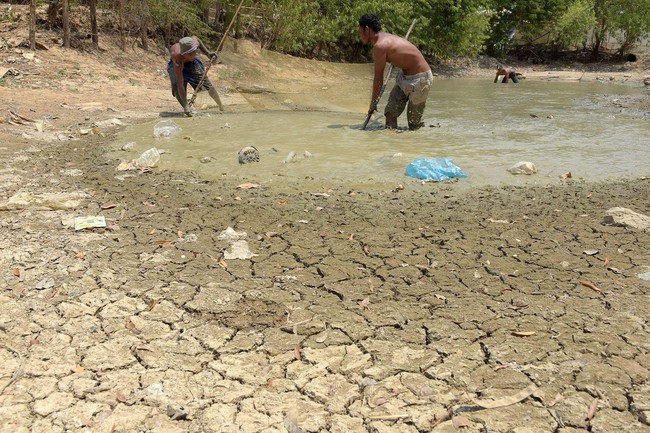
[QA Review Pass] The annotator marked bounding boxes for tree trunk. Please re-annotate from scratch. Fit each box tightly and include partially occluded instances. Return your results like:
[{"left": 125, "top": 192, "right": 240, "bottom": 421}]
[
  {"left": 47, "top": 0, "right": 61, "bottom": 26},
  {"left": 618, "top": 36, "right": 635, "bottom": 60},
  {"left": 140, "top": 0, "right": 149, "bottom": 51},
  {"left": 62, "top": 0, "right": 70, "bottom": 48},
  {"left": 591, "top": 0, "right": 607, "bottom": 62},
  {"left": 118, "top": 0, "right": 126, "bottom": 51},
  {"left": 89, "top": 0, "right": 99, "bottom": 48},
  {"left": 202, "top": 6, "right": 210, "bottom": 25},
  {"left": 214, "top": 2, "right": 226, "bottom": 31},
  {"left": 591, "top": 25, "right": 604, "bottom": 62},
  {"left": 29, "top": 0, "right": 36, "bottom": 50}
]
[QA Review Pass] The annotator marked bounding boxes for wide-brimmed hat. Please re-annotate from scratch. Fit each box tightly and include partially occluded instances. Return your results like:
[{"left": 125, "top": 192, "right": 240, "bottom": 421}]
[{"left": 179, "top": 37, "right": 198, "bottom": 55}]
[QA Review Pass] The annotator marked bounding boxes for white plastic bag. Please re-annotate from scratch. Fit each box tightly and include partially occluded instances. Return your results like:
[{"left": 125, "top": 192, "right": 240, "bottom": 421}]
[
  {"left": 507, "top": 161, "right": 537, "bottom": 175},
  {"left": 153, "top": 120, "right": 180, "bottom": 138},
  {"left": 134, "top": 147, "right": 161, "bottom": 168}
]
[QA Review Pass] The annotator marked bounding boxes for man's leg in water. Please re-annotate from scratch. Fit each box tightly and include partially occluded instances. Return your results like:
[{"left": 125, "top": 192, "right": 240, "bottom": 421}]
[
  {"left": 406, "top": 74, "right": 432, "bottom": 130},
  {"left": 206, "top": 82, "right": 224, "bottom": 111},
  {"left": 384, "top": 85, "right": 408, "bottom": 129},
  {"left": 185, "top": 59, "right": 224, "bottom": 111},
  {"left": 406, "top": 101, "right": 426, "bottom": 130}
]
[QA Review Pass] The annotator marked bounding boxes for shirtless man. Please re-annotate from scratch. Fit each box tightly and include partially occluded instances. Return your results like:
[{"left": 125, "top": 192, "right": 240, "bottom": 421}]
[
  {"left": 167, "top": 36, "right": 222, "bottom": 116},
  {"left": 494, "top": 64, "right": 519, "bottom": 84},
  {"left": 358, "top": 13, "right": 433, "bottom": 130}
]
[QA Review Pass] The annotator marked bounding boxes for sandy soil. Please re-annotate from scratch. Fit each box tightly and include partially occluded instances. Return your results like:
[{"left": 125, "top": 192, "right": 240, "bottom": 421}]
[{"left": 1, "top": 7, "right": 650, "bottom": 433}]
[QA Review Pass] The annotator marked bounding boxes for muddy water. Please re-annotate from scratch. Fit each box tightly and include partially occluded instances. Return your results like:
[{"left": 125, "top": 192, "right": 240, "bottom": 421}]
[{"left": 113, "top": 77, "right": 648, "bottom": 189}]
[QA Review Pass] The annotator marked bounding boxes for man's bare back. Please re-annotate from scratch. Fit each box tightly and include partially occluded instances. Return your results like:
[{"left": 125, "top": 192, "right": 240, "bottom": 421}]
[{"left": 373, "top": 32, "right": 429, "bottom": 76}]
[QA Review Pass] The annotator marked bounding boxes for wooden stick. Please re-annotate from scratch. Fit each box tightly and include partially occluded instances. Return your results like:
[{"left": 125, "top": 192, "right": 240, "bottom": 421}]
[{"left": 367, "top": 414, "right": 410, "bottom": 421}]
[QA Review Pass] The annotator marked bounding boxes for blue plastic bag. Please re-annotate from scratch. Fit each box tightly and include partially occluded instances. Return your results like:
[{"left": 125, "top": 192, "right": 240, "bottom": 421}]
[{"left": 405, "top": 158, "right": 468, "bottom": 181}]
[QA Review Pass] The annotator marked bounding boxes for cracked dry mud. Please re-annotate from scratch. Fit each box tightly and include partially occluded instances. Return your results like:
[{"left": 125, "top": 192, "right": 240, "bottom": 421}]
[
  {"left": 0, "top": 134, "right": 648, "bottom": 432},
  {"left": 1, "top": 9, "right": 650, "bottom": 429}
]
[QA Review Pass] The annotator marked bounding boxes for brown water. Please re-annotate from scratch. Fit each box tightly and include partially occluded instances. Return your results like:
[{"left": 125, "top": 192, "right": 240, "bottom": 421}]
[{"left": 112, "top": 76, "right": 649, "bottom": 189}]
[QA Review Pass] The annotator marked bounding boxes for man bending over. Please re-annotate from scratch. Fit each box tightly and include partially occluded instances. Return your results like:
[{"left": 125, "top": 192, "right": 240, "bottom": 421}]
[
  {"left": 358, "top": 13, "right": 433, "bottom": 130},
  {"left": 494, "top": 64, "right": 519, "bottom": 83},
  {"left": 168, "top": 36, "right": 223, "bottom": 116}
]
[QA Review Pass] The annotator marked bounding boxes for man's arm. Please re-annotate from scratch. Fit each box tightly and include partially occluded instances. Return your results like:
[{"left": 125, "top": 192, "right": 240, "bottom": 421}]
[
  {"left": 173, "top": 62, "right": 190, "bottom": 112},
  {"left": 196, "top": 37, "right": 217, "bottom": 61},
  {"left": 369, "top": 45, "right": 387, "bottom": 112},
  {"left": 494, "top": 72, "right": 499, "bottom": 83}
]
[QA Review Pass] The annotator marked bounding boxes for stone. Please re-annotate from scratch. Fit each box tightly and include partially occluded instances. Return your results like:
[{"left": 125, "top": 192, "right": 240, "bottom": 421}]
[{"left": 603, "top": 207, "right": 650, "bottom": 230}]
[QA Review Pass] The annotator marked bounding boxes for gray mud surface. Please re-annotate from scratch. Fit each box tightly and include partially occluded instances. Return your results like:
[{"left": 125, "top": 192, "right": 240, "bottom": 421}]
[{"left": 1, "top": 135, "right": 649, "bottom": 433}]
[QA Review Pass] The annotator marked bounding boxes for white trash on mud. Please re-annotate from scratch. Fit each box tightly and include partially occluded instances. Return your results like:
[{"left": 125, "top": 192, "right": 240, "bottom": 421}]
[
  {"left": 507, "top": 161, "right": 537, "bottom": 175},
  {"left": 134, "top": 147, "right": 161, "bottom": 168},
  {"left": 153, "top": 120, "right": 181, "bottom": 138},
  {"left": 116, "top": 147, "right": 162, "bottom": 171},
  {"left": 0, "top": 191, "right": 88, "bottom": 210},
  {"left": 218, "top": 227, "right": 257, "bottom": 259}
]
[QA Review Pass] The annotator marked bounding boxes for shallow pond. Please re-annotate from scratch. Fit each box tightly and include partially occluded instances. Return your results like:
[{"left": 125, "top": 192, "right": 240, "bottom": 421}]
[{"left": 112, "top": 76, "right": 649, "bottom": 189}]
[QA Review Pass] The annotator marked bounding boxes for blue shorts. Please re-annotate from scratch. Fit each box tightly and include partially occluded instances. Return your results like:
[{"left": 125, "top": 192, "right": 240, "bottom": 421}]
[{"left": 167, "top": 58, "right": 213, "bottom": 94}]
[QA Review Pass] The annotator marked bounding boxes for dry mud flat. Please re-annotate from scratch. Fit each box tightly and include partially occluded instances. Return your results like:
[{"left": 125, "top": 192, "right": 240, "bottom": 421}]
[
  {"left": 2, "top": 6, "right": 649, "bottom": 430},
  {"left": 0, "top": 133, "right": 649, "bottom": 433}
]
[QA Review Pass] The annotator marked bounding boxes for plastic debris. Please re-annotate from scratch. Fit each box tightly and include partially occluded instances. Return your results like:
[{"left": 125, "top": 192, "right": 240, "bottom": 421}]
[
  {"left": 218, "top": 227, "right": 246, "bottom": 241},
  {"left": 178, "top": 233, "right": 198, "bottom": 243},
  {"left": 238, "top": 146, "right": 260, "bottom": 164},
  {"left": 134, "top": 147, "right": 161, "bottom": 168},
  {"left": 284, "top": 151, "right": 296, "bottom": 164},
  {"left": 218, "top": 227, "right": 256, "bottom": 259},
  {"left": 35, "top": 278, "right": 55, "bottom": 290},
  {"left": 153, "top": 120, "right": 180, "bottom": 138},
  {"left": 507, "top": 161, "right": 537, "bottom": 175},
  {"left": 116, "top": 161, "right": 135, "bottom": 171},
  {"left": 0, "top": 192, "right": 87, "bottom": 210},
  {"left": 405, "top": 157, "right": 468, "bottom": 181},
  {"left": 224, "top": 240, "right": 257, "bottom": 260},
  {"left": 92, "top": 118, "right": 123, "bottom": 128},
  {"left": 74, "top": 216, "right": 106, "bottom": 230}
]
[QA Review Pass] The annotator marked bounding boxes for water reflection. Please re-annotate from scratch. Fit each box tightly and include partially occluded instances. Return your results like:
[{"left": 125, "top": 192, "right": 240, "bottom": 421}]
[{"left": 112, "top": 78, "right": 648, "bottom": 188}]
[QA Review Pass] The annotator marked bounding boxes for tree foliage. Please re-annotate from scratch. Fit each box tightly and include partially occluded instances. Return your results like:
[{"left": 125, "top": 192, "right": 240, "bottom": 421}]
[
  {"left": 419, "top": 0, "right": 493, "bottom": 59},
  {"left": 12, "top": 0, "right": 650, "bottom": 62},
  {"left": 549, "top": 0, "right": 594, "bottom": 50},
  {"left": 605, "top": 0, "right": 650, "bottom": 57}
]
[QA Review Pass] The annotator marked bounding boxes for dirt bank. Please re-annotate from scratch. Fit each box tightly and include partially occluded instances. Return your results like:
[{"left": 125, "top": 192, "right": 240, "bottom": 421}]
[{"left": 1, "top": 11, "right": 650, "bottom": 433}]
